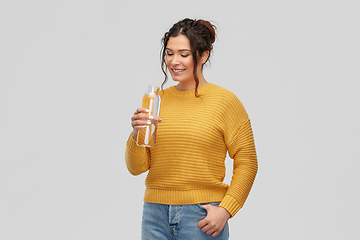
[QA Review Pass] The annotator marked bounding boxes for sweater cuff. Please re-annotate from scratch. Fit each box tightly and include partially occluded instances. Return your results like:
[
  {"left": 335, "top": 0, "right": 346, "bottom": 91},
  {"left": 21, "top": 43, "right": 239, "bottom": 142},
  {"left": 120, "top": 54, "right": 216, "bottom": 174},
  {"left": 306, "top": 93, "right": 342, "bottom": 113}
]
[
  {"left": 126, "top": 133, "right": 146, "bottom": 154},
  {"left": 219, "top": 195, "right": 242, "bottom": 218}
]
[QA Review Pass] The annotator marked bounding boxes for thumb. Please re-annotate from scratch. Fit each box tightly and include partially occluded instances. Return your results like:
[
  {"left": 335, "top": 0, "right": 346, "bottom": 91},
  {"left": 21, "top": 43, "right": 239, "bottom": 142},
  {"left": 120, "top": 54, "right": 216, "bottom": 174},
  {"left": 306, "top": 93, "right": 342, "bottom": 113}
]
[{"left": 150, "top": 115, "right": 162, "bottom": 122}]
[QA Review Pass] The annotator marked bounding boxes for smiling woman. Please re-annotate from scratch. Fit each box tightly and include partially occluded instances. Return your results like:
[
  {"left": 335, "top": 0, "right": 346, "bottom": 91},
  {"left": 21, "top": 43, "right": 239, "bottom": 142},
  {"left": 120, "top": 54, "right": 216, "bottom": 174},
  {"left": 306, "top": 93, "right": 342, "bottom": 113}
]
[
  {"left": 165, "top": 35, "right": 206, "bottom": 91},
  {"left": 161, "top": 18, "right": 215, "bottom": 96},
  {"left": 126, "top": 18, "right": 258, "bottom": 240}
]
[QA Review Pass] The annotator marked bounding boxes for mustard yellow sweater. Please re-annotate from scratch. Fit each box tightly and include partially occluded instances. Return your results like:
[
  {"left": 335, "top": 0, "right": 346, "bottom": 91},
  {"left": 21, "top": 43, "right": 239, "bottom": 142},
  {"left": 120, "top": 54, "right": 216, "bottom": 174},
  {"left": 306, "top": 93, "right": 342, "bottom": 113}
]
[{"left": 125, "top": 83, "right": 258, "bottom": 217}]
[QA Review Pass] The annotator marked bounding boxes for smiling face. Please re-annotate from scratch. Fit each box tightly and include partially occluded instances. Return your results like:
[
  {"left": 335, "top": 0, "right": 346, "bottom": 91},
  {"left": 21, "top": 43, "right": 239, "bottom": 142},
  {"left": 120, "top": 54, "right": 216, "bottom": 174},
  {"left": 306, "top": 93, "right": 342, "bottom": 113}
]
[{"left": 165, "top": 35, "right": 198, "bottom": 87}]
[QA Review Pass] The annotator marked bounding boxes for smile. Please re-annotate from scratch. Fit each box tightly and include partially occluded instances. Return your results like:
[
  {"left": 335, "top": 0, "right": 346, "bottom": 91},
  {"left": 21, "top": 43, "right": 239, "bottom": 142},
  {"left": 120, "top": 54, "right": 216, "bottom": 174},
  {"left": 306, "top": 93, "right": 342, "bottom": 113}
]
[{"left": 172, "top": 68, "right": 185, "bottom": 73}]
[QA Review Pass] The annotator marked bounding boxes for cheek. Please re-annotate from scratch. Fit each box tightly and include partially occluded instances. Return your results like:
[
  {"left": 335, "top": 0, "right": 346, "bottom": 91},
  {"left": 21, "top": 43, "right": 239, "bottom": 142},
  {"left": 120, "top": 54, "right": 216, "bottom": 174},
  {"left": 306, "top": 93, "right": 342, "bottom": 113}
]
[
  {"left": 184, "top": 59, "right": 194, "bottom": 69},
  {"left": 165, "top": 57, "right": 171, "bottom": 67}
]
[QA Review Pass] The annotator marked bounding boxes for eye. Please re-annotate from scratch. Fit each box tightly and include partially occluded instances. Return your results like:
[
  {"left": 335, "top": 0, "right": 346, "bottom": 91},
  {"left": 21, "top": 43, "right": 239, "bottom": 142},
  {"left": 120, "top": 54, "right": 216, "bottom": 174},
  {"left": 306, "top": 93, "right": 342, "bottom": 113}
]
[
  {"left": 166, "top": 51, "right": 173, "bottom": 56},
  {"left": 181, "top": 54, "right": 189, "bottom": 57}
]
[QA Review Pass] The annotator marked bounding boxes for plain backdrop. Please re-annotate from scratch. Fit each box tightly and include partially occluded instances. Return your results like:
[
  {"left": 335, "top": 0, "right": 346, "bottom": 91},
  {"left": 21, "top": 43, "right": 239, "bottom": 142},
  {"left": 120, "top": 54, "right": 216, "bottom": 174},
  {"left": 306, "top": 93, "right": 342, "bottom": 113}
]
[{"left": 1, "top": 0, "right": 359, "bottom": 239}]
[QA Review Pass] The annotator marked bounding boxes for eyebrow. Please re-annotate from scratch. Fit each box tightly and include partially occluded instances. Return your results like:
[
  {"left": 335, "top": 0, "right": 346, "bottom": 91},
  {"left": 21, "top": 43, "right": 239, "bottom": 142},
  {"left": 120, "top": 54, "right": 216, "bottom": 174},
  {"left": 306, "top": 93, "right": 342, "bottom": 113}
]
[{"left": 165, "top": 48, "right": 191, "bottom": 52}]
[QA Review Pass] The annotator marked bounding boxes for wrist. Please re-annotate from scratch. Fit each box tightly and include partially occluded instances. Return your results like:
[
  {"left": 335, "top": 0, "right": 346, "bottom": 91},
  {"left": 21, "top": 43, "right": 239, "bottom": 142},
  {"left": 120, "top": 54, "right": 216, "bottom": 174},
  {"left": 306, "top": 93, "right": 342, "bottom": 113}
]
[{"left": 219, "top": 207, "right": 231, "bottom": 219}]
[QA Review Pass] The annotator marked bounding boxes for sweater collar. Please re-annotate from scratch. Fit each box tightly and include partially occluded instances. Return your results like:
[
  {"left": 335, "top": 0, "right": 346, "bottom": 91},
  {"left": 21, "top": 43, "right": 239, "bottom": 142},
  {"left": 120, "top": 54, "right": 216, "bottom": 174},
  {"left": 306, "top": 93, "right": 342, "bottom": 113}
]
[{"left": 168, "top": 83, "right": 213, "bottom": 98}]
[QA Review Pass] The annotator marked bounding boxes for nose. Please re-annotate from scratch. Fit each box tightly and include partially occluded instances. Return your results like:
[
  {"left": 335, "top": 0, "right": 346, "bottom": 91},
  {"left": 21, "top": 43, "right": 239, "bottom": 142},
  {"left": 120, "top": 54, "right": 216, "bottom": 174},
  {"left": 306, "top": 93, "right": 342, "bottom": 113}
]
[{"left": 171, "top": 54, "right": 180, "bottom": 66}]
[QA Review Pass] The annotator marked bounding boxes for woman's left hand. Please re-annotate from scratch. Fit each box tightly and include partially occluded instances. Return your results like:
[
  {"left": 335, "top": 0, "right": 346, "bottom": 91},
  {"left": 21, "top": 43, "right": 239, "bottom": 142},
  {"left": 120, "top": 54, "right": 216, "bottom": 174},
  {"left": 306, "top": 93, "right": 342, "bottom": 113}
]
[{"left": 198, "top": 205, "right": 231, "bottom": 238}]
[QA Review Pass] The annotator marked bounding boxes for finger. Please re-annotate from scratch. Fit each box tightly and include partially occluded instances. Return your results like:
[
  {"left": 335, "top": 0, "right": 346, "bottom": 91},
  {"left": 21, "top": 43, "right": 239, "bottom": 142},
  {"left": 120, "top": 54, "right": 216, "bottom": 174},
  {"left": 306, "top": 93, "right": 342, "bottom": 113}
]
[
  {"left": 144, "top": 115, "right": 162, "bottom": 127},
  {"left": 198, "top": 219, "right": 207, "bottom": 228},
  {"left": 201, "top": 223, "right": 213, "bottom": 233},
  {"left": 132, "top": 114, "right": 147, "bottom": 122},
  {"left": 149, "top": 115, "right": 163, "bottom": 122},
  {"left": 211, "top": 231, "right": 220, "bottom": 238},
  {"left": 206, "top": 229, "right": 216, "bottom": 235},
  {"left": 133, "top": 125, "right": 147, "bottom": 131},
  {"left": 133, "top": 120, "right": 152, "bottom": 131},
  {"left": 132, "top": 115, "right": 144, "bottom": 122},
  {"left": 133, "top": 119, "right": 152, "bottom": 128},
  {"left": 134, "top": 107, "right": 150, "bottom": 115}
]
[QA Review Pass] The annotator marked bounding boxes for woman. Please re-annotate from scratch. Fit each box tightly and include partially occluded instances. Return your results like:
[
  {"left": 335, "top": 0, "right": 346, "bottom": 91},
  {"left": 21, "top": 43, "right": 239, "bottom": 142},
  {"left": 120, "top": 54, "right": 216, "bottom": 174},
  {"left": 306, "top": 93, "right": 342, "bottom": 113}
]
[{"left": 126, "top": 18, "right": 258, "bottom": 239}]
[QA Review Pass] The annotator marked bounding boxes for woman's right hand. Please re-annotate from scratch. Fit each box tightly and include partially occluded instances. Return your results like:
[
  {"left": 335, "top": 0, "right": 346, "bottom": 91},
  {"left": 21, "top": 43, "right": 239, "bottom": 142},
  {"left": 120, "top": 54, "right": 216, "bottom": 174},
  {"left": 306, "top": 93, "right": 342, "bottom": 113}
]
[{"left": 131, "top": 107, "right": 162, "bottom": 141}]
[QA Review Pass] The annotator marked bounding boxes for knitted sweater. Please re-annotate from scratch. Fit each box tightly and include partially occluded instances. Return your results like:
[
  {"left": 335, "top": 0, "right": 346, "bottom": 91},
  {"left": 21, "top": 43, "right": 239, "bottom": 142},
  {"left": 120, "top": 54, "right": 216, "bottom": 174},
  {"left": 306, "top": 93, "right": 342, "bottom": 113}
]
[{"left": 125, "top": 83, "right": 258, "bottom": 217}]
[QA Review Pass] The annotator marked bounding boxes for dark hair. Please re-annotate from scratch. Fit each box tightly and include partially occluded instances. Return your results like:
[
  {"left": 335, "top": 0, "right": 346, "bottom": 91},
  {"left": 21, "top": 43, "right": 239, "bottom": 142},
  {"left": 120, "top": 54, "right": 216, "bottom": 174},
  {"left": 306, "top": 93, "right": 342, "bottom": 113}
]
[{"left": 160, "top": 18, "right": 217, "bottom": 97}]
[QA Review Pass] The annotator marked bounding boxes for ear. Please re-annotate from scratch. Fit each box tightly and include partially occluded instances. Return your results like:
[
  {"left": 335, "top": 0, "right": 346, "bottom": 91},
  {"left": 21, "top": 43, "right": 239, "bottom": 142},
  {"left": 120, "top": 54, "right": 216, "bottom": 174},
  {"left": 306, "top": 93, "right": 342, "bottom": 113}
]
[{"left": 200, "top": 51, "right": 210, "bottom": 64}]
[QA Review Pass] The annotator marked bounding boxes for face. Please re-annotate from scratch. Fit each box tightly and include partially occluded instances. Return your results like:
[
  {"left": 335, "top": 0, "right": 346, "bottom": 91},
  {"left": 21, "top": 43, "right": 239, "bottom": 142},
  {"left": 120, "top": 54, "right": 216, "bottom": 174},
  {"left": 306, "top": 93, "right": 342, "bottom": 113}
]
[{"left": 165, "top": 35, "right": 197, "bottom": 84}]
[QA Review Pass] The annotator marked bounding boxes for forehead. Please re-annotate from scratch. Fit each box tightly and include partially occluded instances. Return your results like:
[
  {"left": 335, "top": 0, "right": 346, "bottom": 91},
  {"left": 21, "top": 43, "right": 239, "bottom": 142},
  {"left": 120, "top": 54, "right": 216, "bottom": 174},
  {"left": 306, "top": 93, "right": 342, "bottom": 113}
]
[{"left": 167, "top": 35, "right": 191, "bottom": 50}]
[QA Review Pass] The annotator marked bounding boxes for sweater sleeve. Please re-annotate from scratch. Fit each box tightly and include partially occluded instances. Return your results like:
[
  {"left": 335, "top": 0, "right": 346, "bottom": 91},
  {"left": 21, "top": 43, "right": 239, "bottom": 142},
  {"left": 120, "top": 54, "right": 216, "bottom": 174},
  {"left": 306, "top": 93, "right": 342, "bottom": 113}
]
[
  {"left": 125, "top": 133, "right": 151, "bottom": 175},
  {"left": 218, "top": 94, "right": 258, "bottom": 217}
]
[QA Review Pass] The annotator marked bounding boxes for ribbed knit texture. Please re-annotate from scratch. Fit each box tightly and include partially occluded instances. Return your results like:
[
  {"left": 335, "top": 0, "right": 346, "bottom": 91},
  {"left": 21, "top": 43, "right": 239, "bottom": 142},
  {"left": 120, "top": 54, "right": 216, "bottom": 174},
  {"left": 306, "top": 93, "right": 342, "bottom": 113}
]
[{"left": 125, "top": 83, "right": 258, "bottom": 217}]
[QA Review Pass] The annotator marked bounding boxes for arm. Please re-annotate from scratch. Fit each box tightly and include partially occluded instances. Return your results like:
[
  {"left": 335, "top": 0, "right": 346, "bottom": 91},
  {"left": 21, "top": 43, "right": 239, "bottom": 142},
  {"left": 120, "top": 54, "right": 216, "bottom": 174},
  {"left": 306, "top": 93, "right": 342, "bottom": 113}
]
[
  {"left": 198, "top": 92, "right": 258, "bottom": 236},
  {"left": 219, "top": 119, "right": 258, "bottom": 217},
  {"left": 125, "top": 133, "right": 151, "bottom": 175},
  {"left": 198, "top": 120, "right": 257, "bottom": 237},
  {"left": 125, "top": 107, "right": 162, "bottom": 175}
]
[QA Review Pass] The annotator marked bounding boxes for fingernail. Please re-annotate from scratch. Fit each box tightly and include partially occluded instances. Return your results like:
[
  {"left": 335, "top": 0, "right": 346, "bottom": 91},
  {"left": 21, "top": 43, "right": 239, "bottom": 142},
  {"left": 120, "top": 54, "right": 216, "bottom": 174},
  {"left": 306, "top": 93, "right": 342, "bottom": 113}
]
[
  {"left": 147, "top": 120, "right": 151, "bottom": 124},
  {"left": 145, "top": 109, "right": 150, "bottom": 113},
  {"left": 149, "top": 115, "right": 154, "bottom": 120},
  {"left": 159, "top": 118, "right": 163, "bottom": 122}
]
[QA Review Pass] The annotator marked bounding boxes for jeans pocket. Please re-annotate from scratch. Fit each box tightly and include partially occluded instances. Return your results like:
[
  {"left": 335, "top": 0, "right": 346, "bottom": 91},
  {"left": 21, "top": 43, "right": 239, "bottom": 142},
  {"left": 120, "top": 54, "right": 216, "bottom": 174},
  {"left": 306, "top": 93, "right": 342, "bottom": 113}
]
[
  {"left": 197, "top": 202, "right": 220, "bottom": 209},
  {"left": 208, "top": 202, "right": 220, "bottom": 207}
]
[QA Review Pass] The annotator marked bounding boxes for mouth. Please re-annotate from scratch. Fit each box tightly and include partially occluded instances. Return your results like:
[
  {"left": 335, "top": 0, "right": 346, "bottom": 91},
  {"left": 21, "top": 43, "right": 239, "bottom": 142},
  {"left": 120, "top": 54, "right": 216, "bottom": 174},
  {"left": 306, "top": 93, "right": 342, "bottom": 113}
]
[{"left": 172, "top": 68, "right": 185, "bottom": 73}]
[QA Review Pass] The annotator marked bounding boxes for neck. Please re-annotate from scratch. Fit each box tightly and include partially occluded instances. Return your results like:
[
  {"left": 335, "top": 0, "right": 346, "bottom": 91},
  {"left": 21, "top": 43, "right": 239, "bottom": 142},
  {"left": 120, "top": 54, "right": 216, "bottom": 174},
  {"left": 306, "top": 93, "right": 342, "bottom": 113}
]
[{"left": 176, "top": 72, "right": 207, "bottom": 91}]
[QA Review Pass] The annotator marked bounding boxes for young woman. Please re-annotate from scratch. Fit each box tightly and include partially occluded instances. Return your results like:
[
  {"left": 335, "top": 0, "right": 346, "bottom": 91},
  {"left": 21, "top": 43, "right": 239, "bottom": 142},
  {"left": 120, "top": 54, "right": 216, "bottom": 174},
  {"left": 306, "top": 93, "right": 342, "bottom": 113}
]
[{"left": 126, "top": 18, "right": 258, "bottom": 240}]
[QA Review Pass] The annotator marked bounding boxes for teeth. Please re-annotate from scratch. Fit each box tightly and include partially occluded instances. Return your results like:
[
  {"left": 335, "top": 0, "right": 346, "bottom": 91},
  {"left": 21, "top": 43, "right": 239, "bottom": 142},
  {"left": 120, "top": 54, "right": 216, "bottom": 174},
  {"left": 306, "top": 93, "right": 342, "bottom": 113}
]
[{"left": 173, "top": 69, "right": 185, "bottom": 72}]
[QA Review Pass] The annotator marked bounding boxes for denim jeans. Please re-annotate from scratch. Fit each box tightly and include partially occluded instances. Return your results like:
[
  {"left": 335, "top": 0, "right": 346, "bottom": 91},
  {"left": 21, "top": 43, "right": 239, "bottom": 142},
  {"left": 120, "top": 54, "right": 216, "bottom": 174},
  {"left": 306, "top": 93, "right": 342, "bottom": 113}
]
[{"left": 141, "top": 202, "right": 229, "bottom": 240}]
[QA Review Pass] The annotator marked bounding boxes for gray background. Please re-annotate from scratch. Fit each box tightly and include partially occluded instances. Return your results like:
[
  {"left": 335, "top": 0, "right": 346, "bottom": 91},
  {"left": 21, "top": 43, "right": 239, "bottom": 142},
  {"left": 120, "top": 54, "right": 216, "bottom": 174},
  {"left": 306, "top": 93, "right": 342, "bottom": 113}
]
[{"left": 1, "top": 0, "right": 359, "bottom": 239}]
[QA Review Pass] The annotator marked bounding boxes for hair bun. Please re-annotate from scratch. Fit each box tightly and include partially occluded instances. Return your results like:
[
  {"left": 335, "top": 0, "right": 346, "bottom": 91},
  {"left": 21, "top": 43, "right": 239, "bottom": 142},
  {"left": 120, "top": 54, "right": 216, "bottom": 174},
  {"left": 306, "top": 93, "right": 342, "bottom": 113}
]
[{"left": 197, "top": 19, "right": 216, "bottom": 44}]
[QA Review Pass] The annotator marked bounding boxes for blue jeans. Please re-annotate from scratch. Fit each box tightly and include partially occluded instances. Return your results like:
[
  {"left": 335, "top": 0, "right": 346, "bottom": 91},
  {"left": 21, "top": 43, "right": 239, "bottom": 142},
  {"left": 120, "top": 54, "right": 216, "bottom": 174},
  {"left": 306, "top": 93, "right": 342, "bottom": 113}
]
[{"left": 141, "top": 202, "right": 229, "bottom": 240}]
